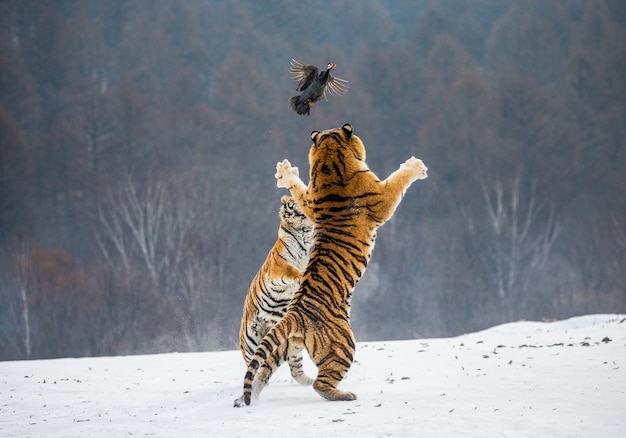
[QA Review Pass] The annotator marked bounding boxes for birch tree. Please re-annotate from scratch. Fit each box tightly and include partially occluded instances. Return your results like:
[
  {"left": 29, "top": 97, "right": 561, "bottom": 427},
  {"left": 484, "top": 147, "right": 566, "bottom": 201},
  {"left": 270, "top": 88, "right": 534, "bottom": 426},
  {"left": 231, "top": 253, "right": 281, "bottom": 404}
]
[
  {"left": 95, "top": 174, "right": 217, "bottom": 351},
  {"left": 469, "top": 166, "right": 561, "bottom": 303},
  {"left": 13, "top": 246, "right": 32, "bottom": 358}
]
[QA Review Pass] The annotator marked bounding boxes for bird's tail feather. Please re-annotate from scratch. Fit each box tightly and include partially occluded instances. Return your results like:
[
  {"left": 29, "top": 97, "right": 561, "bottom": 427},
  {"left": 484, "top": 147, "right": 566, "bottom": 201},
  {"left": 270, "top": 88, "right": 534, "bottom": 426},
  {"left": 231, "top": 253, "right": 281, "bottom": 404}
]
[{"left": 290, "top": 96, "right": 310, "bottom": 116}]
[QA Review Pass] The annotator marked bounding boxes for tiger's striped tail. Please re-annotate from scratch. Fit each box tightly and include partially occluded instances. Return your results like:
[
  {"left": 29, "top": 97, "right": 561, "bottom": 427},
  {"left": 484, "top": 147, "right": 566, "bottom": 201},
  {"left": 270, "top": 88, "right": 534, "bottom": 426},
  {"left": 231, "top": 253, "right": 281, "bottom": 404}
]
[{"left": 233, "top": 315, "right": 293, "bottom": 407}]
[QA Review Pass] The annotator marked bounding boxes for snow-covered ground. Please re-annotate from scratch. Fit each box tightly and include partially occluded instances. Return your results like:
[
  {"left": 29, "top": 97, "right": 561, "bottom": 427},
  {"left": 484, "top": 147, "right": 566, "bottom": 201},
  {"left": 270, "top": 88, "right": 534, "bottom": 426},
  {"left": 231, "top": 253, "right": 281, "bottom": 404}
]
[{"left": 1, "top": 314, "right": 624, "bottom": 437}]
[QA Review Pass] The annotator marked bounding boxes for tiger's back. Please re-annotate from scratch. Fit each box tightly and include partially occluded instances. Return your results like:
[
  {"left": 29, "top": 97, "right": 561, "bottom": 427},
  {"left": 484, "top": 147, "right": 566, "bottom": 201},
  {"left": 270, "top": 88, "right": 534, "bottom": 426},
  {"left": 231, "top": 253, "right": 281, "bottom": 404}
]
[
  {"left": 235, "top": 124, "right": 428, "bottom": 406},
  {"left": 239, "top": 195, "right": 314, "bottom": 383}
]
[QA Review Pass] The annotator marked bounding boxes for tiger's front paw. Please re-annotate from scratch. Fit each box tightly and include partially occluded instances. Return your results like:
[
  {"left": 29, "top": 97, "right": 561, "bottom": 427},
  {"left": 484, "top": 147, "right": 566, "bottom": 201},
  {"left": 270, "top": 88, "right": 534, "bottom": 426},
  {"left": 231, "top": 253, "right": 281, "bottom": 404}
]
[
  {"left": 402, "top": 157, "right": 428, "bottom": 180},
  {"left": 275, "top": 159, "right": 300, "bottom": 189}
]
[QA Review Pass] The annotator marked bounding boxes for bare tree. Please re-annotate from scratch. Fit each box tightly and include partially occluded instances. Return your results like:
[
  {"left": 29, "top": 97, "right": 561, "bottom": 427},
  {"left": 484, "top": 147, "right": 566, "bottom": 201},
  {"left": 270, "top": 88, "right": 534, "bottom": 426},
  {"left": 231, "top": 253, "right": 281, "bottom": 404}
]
[
  {"left": 95, "top": 174, "right": 218, "bottom": 352},
  {"left": 99, "top": 177, "right": 166, "bottom": 284},
  {"left": 0, "top": 239, "right": 33, "bottom": 359},
  {"left": 13, "top": 242, "right": 32, "bottom": 358},
  {"left": 611, "top": 214, "right": 626, "bottom": 299},
  {"left": 468, "top": 166, "right": 561, "bottom": 302}
]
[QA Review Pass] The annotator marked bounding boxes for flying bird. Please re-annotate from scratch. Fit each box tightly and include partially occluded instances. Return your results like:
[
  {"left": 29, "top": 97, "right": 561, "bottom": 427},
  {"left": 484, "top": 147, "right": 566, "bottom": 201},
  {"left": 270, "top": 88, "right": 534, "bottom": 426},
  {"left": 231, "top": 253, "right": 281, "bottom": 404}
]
[{"left": 289, "top": 59, "right": 349, "bottom": 116}]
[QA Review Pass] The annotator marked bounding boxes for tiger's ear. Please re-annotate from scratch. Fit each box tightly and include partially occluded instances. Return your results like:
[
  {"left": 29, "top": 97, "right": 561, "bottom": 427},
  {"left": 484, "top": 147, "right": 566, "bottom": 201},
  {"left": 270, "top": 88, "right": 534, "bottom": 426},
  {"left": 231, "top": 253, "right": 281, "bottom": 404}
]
[
  {"left": 310, "top": 131, "right": 320, "bottom": 142},
  {"left": 342, "top": 124, "right": 353, "bottom": 138},
  {"left": 280, "top": 195, "right": 290, "bottom": 205}
]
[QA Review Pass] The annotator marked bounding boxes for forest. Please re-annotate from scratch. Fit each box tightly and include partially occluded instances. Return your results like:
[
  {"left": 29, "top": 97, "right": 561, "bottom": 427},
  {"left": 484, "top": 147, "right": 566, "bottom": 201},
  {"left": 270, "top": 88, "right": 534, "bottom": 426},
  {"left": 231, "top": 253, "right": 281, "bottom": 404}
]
[{"left": 0, "top": 0, "right": 624, "bottom": 361}]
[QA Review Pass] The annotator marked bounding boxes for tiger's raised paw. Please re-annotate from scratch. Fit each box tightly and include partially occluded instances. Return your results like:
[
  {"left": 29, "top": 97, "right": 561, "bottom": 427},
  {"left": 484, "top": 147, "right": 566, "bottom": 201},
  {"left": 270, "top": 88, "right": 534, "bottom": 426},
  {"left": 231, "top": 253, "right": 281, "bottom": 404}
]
[
  {"left": 401, "top": 156, "right": 428, "bottom": 180},
  {"left": 275, "top": 159, "right": 300, "bottom": 189}
]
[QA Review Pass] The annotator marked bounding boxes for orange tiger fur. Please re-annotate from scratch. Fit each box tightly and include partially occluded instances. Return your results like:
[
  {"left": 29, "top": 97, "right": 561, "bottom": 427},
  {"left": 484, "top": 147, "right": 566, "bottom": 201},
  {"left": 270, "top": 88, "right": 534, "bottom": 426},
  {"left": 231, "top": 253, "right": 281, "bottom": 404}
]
[
  {"left": 234, "top": 124, "right": 428, "bottom": 407},
  {"left": 239, "top": 195, "right": 314, "bottom": 385}
]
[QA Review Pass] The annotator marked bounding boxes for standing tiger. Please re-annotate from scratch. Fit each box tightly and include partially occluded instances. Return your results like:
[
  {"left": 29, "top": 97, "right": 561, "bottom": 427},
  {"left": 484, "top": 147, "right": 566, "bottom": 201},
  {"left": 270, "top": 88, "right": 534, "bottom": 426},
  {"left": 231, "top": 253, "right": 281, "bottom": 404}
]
[
  {"left": 239, "top": 195, "right": 314, "bottom": 385},
  {"left": 234, "top": 123, "right": 428, "bottom": 407}
]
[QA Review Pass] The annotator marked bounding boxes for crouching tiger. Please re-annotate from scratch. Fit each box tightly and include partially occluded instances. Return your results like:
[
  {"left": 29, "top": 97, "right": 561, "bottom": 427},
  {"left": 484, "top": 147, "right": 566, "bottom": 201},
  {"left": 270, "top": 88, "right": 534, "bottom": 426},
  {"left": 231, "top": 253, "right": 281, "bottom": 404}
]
[
  {"left": 239, "top": 195, "right": 314, "bottom": 384},
  {"left": 234, "top": 123, "right": 428, "bottom": 407}
]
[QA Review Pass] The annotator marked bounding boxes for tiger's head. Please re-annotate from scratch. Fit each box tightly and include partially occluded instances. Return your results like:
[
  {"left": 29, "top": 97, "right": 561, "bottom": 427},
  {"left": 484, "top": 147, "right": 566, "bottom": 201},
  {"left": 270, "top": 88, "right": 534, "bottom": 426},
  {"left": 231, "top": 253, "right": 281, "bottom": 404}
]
[
  {"left": 279, "top": 195, "right": 313, "bottom": 236},
  {"left": 308, "top": 123, "right": 368, "bottom": 192}
]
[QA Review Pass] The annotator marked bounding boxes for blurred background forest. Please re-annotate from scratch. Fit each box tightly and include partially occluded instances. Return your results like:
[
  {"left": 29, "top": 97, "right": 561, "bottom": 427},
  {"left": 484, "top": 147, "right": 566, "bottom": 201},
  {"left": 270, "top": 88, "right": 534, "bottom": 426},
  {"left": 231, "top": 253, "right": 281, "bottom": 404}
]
[{"left": 1, "top": 0, "right": 625, "bottom": 361}]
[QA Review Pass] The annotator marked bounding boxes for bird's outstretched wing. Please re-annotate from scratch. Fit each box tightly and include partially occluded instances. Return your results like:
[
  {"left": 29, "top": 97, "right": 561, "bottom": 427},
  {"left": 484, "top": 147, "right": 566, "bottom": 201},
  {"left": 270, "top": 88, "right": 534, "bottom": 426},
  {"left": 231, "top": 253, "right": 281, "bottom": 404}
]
[
  {"left": 323, "top": 74, "right": 349, "bottom": 100},
  {"left": 290, "top": 59, "right": 318, "bottom": 92}
]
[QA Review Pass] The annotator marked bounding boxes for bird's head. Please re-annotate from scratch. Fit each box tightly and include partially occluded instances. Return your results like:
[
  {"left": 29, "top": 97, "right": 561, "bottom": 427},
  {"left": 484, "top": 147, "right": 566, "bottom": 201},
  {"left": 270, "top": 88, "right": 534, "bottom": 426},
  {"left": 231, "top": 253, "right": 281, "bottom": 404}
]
[{"left": 327, "top": 63, "right": 337, "bottom": 71}]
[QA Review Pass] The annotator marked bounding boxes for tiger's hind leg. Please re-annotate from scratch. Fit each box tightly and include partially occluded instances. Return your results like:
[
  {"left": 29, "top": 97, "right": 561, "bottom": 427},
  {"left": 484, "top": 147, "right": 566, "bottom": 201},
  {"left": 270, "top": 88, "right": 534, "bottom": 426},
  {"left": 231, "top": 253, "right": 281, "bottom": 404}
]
[
  {"left": 313, "top": 360, "right": 357, "bottom": 401},
  {"left": 309, "top": 328, "right": 357, "bottom": 401},
  {"left": 286, "top": 338, "right": 314, "bottom": 385}
]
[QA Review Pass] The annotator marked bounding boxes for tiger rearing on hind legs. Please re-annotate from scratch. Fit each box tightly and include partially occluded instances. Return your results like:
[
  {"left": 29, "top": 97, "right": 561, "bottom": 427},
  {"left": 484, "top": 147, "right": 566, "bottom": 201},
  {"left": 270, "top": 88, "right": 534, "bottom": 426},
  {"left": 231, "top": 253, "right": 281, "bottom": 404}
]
[{"left": 234, "top": 124, "right": 428, "bottom": 407}]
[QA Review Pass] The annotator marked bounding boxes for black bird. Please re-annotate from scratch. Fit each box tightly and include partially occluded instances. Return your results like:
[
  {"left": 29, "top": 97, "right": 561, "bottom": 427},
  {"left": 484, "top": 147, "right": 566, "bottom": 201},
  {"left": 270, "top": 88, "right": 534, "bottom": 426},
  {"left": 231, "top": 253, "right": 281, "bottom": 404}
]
[{"left": 289, "top": 59, "right": 349, "bottom": 116}]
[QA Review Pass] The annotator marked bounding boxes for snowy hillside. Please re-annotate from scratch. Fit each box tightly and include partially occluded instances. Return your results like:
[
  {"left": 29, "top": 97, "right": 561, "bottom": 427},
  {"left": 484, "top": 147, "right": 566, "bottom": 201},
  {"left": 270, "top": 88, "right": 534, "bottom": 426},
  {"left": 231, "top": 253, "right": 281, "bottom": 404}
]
[{"left": 1, "top": 314, "right": 624, "bottom": 437}]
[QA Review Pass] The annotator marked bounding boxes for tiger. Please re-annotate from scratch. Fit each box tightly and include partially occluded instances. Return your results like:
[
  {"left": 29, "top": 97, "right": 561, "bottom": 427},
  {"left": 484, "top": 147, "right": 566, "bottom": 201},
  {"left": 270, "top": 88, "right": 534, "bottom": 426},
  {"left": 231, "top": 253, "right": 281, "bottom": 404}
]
[
  {"left": 234, "top": 123, "right": 428, "bottom": 407},
  {"left": 239, "top": 195, "right": 315, "bottom": 385}
]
